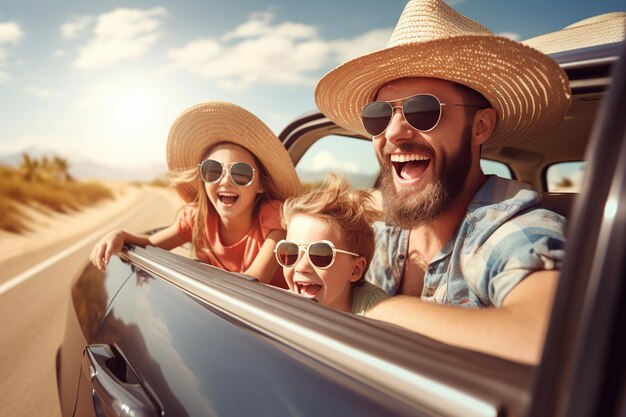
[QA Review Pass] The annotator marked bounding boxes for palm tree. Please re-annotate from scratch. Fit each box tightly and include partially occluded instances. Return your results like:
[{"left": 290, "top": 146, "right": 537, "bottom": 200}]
[
  {"left": 52, "top": 156, "right": 72, "bottom": 181},
  {"left": 19, "top": 153, "right": 39, "bottom": 182}
]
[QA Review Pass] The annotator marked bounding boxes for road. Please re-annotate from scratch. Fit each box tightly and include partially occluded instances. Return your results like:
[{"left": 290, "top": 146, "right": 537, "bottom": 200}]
[{"left": 0, "top": 187, "right": 181, "bottom": 417}]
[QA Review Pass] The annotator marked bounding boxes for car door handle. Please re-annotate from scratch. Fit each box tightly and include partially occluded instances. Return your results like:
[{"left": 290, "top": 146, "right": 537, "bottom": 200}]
[{"left": 82, "top": 344, "right": 160, "bottom": 417}]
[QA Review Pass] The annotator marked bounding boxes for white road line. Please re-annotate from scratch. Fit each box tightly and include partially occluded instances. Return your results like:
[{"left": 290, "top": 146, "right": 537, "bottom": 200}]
[{"left": 0, "top": 197, "right": 151, "bottom": 296}]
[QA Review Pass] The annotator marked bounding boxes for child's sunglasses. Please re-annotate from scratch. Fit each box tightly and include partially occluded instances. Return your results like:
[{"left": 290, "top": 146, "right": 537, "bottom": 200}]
[
  {"left": 199, "top": 159, "right": 256, "bottom": 186},
  {"left": 360, "top": 93, "right": 487, "bottom": 137},
  {"left": 274, "top": 240, "right": 360, "bottom": 270}
]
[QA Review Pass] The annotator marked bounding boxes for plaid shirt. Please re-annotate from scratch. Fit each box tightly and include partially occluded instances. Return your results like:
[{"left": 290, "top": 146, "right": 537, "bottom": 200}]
[{"left": 365, "top": 176, "right": 566, "bottom": 307}]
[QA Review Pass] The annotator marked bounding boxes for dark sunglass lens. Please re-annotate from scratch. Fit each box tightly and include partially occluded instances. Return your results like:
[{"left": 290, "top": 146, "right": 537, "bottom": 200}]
[
  {"left": 276, "top": 242, "right": 299, "bottom": 267},
  {"left": 309, "top": 242, "right": 334, "bottom": 268},
  {"left": 230, "top": 162, "right": 254, "bottom": 186},
  {"left": 404, "top": 95, "right": 441, "bottom": 131},
  {"left": 362, "top": 102, "right": 393, "bottom": 136},
  {"left": 201, "top": 160, "right": 223, "bottom": 183}
]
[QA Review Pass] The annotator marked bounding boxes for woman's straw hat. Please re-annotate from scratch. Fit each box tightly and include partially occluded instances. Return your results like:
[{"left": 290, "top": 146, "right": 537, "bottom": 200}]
[
  {"left": 315, "top": 0, "right": 572, "bottom": 148},
  {"left": 523, "top": 12, "right": 626, "bottom": 55},
  {"left": 166, "top": 101, "right": 301, "bottom": 203}
]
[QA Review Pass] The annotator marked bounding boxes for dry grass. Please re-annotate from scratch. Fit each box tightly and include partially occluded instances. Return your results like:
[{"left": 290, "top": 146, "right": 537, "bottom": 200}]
[
  {"left": 0, "top": 166, "right": 114, "bottom": 233},
  {"left": 0, "top": 196, "right": 29, "bottom": 233}
]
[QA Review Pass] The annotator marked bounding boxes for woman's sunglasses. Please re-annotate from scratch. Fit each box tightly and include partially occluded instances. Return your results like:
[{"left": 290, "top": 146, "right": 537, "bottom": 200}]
[
  {"left": 199, "top": 159, "right": 256, "bottom": 186},
  {"left": 274, "top": 240, "right": 360, "bottom": 270},
  {"left": 360, "top": 93, "right": 486, "bottom": 137}
]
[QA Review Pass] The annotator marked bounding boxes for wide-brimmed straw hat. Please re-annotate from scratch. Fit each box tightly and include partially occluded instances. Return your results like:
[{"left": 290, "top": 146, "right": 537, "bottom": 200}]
[
  {"left": 315, "top": 0, "right": 572, "bottom": 148},
  {"left": 523, "top": 12, "right": 626, "bottom": 55},
  {"left": 166, "top": 101, "right": 301, "bottom": 203}
]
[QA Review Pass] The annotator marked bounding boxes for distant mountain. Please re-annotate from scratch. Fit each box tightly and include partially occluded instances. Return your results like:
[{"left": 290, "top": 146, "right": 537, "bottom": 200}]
[
  {"left": 0, "top": 147, "right": 167, "bottom": 182},
  {"left": 70, "top": 160, "right": 168, "bottom": 182},
  {"left": 0, "top": 147, "right": 67, "bottom": 166},
  {"left": 0, "top": 147, "right": 378, "bottom": 185}
]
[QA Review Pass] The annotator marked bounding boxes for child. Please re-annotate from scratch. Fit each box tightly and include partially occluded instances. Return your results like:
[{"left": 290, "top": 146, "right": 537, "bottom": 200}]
[
  {"left": 90, "top": 101, "right": 301, "bottom": 287},
  {"left": 275, "top": 174, "right": 387, "bottom": 315}
]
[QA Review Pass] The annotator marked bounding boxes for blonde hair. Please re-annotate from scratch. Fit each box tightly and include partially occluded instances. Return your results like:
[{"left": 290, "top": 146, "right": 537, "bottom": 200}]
[
  {"left": 280, "top": 173, "right": 381, "bottom": 272},
  {"left": 167, "top": 142, "right": 289, "bottom": 255}
]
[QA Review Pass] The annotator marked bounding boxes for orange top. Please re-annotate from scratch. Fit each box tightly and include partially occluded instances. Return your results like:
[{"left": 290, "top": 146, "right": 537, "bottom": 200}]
[{"left": 177, "top": 200, "right": 287, "bottom": 288}]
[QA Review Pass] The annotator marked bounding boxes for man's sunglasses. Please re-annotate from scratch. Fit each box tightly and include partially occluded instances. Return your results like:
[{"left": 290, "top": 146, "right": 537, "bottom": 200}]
[
  {"left": 361, "top": 93, "right": 486, "bottom": 137},
  {"left": 274, "top": 240, "right": 360, "bottom": 270},
  {"left": 199, "top": 159, "right": 256, "bottom": 186}
]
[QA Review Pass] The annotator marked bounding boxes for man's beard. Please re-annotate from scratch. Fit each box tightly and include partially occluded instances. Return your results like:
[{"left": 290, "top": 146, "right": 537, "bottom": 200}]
[{"left": 378, "top": 125, "right": 472, "bottom": 228}]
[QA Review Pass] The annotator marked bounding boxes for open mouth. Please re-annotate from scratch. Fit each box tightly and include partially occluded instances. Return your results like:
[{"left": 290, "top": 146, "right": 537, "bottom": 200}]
[
  {"left": 390, "top": 153, "right": 431, "bottom": 182},
  {"left": 218, "top": 192, "right": 240, "bottom": 205},
  {"left": 295, "top": 282, "right": 322, "bottom": 298}
]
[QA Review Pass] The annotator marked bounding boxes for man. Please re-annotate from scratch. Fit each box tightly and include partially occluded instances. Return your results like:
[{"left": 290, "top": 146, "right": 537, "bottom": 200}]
[{"left": 314, "top": 0, "right": 570, "bottom": 364}]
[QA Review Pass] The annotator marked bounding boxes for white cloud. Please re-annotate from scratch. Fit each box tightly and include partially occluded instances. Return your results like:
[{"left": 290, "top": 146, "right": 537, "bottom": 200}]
[
  {"left": 72, "top": 7, "right": 167, "bottom": 70},
  {"left": 312, "top": 150, "right": 360, "bottom": 173},
  {"left": 222, "top": 11, "right": 273, "bottom": 40},
  {"left": 223, "top": 11, "right": 318, "bottom": 41},
  {"left": 166, "top": 11, "right": 390, "bottom": 91},
  {"left": 330, "top": 28, "right": 392, "bottom": 63},
  {"left": 0, "top": 21, "right": 23, "bottom": 45},
  {"left": 498, "top": 31, "right": 521, "bottom": 41},
  {"left": 166, "top": 38, "right": 221, "bottom": 72},
  {"left": 61, "top": 15, "right": 94, "bottom": 39},
  {"left": 0, "top": 21, "right": 23, "bottom": 83}
]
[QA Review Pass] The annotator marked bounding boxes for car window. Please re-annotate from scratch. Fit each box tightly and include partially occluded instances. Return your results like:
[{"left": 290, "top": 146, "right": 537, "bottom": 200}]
[
  {"left": 295, "top": 135, "right": 379, "bottom": 189},
  {"left": 546, "top": 161, "right": 586, "bottom": 192},
  {"left": 296, "top": 135, "right": 514, "bottom": 188},
  {"left": 480, "top": 159, "right": 513, "bottom": 179}
]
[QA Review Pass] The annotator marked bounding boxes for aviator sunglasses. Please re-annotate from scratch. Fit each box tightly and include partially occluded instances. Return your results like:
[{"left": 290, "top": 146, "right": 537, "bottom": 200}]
[
  {"left": 199, "top": 159, "right": 257, "bottom": 186},
  {"left": 274, "top": 240, "right": 360, "bottom": 270},
  {"left": 361, "top": 93, "right": 486, "bottom": 137}
]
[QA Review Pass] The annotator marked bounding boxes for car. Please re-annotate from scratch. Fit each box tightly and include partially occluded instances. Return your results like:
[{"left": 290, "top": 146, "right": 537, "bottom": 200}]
[{"left": 56, "top": 28, "right": 625, "bottom": 417}]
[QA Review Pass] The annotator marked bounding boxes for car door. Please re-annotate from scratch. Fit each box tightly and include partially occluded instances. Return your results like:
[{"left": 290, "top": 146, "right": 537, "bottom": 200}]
[{"left": 69, "top": 245, "right": 533, "bottom": 417}]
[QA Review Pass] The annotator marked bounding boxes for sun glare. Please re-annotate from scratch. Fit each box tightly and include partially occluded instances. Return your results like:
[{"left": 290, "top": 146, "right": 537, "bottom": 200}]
[{"left": 111, "top": 89, "right": 155, "bottom": 127}]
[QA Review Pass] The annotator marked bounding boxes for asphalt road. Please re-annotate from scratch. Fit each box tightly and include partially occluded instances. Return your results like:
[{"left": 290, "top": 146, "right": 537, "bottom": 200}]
[{"left": 0, "top": 187, "right": 180, "bottom": 417}]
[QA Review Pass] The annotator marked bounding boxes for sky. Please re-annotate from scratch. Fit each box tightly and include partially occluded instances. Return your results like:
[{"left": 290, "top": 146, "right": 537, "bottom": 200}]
[{"left": 0, "top": 0, "right": 624, "bottom": 175}]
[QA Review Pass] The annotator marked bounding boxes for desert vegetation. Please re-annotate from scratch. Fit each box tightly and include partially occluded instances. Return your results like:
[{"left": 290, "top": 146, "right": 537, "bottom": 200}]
[{"left": 0, "top": 154, "right": 114, "bottom": 233}]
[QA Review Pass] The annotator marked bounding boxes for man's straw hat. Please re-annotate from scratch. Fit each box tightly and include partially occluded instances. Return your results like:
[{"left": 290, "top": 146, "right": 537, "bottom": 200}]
[
  {"left": 315, "top": 0, "right": 572, "bottom": 148},
  {"left": 523, "top": 12, "right": 626, "bottom": 55},
  {"left": 166, "top": 101, "right": 301, "bottom": 203}
]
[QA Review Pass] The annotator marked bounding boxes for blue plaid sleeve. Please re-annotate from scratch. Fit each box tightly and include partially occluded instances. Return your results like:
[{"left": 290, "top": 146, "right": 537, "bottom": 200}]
[{"left": 463, "top": 208, "right": 566, "bottom": 306}]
